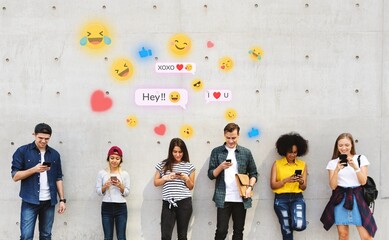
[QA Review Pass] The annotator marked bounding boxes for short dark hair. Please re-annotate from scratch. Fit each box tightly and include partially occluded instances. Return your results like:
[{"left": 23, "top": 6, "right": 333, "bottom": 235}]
[
  {"left": 34, "top": 123, "right": 52, "bottom": 135},
  {"left": 224, "top": 123, "right": 240, "bottom": 134},
  {"left": 276, "top": 132, "right": 308, "bottom": 156}
]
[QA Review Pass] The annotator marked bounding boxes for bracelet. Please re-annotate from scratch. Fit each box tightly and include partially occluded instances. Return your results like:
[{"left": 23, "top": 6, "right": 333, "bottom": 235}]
[
  {"left": 247, "top": 185, "right": 253, "bottom": 190},
  {"left": 355, "top": 168, "right": 361, "bottom": 173}
]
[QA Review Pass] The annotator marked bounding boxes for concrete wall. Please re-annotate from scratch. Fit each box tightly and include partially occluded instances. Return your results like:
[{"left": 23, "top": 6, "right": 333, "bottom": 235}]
[{"left": 1, "top": 1, "right": 387, "bottom": 239}]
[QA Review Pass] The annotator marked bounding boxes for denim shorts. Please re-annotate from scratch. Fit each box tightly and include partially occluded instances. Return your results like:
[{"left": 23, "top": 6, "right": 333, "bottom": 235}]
[{"left": 334, "top": 193, "right": 362, "bottom": 226}]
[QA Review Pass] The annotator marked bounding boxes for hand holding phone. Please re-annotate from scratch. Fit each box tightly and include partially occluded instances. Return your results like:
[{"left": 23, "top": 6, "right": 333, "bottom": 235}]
[
  {"left": 226, "top": 159, "right": 232, "bottom": 163},
  {"left": 110, "top": 176, "right": 118, "bottom": 182},
  {"left": 175, "top": 172, "right": 182, "bottom": 176},
  {"left": 42, "top": 162, "right": 51, "bottom": 167},
  {"left": 294, "top": 169, "right": 302, "bottom": 176},
  {"left": 339, "top": 154, "right": 348, "bottom": 166}
]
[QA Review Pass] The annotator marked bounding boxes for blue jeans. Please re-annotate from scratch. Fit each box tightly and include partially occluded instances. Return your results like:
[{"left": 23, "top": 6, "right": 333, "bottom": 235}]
[
  {"left": 215, "top": 202, "right": 247, "bottom": 240},
  {"left": 161, "top": 197, "right": 193, "bottom": 240},
  {"left": 101, "top": 202, "right": 128, "bottom": 240},
  {"left": 20, "top": 200, "right": 55, "bottom": 240},
  {"left": 273, "top": 193, "right": 306, "bottom": 240}
]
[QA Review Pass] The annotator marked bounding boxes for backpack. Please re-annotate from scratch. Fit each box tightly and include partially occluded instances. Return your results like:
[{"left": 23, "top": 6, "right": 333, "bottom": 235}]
[{"left": 357, "top": 155, "right": 378, "bottom": 212}]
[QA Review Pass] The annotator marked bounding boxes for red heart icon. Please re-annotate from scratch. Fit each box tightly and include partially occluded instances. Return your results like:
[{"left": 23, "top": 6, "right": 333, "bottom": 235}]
[
  {"left": 154, "top": 124, "right": 166, "bottom": 136},
  {"left": 176, "top": 64, "right": 183, "bottom": 71},
  {"left": 90, "top": 90, "right": 112, "bottom": 112},
  {"left": 207, "top": 41, "right": 214, "bottom": 48},
  {"left": 213, "top": 92, "right": 221, "bottom": 99}
]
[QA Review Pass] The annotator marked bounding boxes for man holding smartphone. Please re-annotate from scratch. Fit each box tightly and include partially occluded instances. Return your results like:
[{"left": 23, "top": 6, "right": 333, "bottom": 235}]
[
  {"left": 11, "top": 123, "right": 66, "bottom": 240},
  {"left": 208, "top": 123, "right": 258, "bottom": 240}
]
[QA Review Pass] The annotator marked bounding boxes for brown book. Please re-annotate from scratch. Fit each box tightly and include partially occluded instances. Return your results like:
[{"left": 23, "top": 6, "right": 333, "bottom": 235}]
[{"left": 235, "top": 174, "right": 253, "bottom": 198}]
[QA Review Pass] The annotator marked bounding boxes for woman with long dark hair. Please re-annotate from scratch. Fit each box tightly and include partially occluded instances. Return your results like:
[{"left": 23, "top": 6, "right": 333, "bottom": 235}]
[{"left": 154, "top": 138, "right": 196, "bottom": 240}]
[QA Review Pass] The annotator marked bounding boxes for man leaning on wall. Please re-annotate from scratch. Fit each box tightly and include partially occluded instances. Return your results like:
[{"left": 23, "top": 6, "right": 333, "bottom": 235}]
[
  {"left": 11, "top": 123, "right": 66, "bottom": 240},
  {"left": 208, "top": 122, "right": 258, "bottom": 240}
]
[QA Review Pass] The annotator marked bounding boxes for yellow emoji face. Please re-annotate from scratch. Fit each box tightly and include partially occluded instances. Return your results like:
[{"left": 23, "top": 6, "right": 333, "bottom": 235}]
[
  {"left": 126, "top": 115, "right": 138, "bottom": 127},
  {"left": 80, "top": 22, "right": 112, "bottom": 50},
  {"left": 224, "top": 108, "right": 237, "bottom": 121},
  {"left": 219, "top": 56, "right": 234, "bottom": 72},
  {"left": 111, "top": 58, "right": 134, "bottom": 81},
  {"left": 248, "top": 46, "right": 263, "bottom": 61},
  {"left": 169, "top": 91, "right": 181, "bottom": 103},
  {"left": 185, "top": 64, "right": 192, "bottom": 71},
  {"left": 168, "top": 33, "right": 192, "bottom": 57},
  {"left": 180, "top": 124, "right": 194, "bottom": 139},
  {"left": 191, "top": 79, "right": 203, "bottom": 91}
]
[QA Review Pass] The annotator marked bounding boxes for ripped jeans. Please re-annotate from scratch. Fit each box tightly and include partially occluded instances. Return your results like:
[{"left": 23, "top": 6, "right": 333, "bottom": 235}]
[{"left": 273, "top": 193, "right": 306, "bottom": 240}]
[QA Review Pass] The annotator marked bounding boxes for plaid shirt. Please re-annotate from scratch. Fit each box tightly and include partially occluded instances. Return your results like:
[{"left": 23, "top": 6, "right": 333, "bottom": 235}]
[
  {"left": 320, "top": 186, "right": 377, "bottom": 237},
  {"left": 208, "top": 144, "right": 258, "bottom": 209}
]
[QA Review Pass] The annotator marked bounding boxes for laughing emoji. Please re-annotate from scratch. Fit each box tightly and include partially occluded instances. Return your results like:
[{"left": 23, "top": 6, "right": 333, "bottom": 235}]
[
  {"left": 248, "top": 46, "right": 263, "bottom": 61},
  {"left": 111, "top": 58, "right": 134, "bottom": 81},
  {"left": 79, "top": 22, "right": 112, "bottom": 50}
]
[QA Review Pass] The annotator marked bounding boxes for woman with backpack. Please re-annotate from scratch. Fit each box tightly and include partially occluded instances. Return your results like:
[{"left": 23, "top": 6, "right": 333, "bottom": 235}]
[{"left": 320, "top": 133, "right": 377, "bottom": 239}]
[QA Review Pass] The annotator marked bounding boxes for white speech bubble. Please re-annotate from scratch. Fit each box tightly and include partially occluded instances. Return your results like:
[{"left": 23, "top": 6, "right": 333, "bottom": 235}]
[
  {"left": 135, "top": 88, "right": 188, "bottom": 109},
  {"left": 205, "top": 90, "right": 232, "bottom": 103},
  {"left": 155, "top": 62, "right": 196, "bottom": 75}
]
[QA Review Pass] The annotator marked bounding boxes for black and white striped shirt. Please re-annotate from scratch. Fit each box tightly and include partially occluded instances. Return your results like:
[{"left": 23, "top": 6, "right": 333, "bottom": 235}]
[{"left": 155, "top": 161, "right": 195, "bottom": 203}]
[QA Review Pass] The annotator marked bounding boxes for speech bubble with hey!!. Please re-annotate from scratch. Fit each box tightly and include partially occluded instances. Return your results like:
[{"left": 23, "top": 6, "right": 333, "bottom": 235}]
[
  {"left": 205, "top": 90, "right": 232, "bottom": 103},
  {"left": 155, "top": 62, "right": 196, "bottom": 75},
  {"left": 135, "top": 89, "right": 188, "bottom": 109}
]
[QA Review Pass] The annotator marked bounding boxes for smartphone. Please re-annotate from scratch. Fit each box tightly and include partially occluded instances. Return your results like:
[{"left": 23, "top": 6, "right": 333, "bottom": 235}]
[
  {"left": 226, "top": 159, "right": 232, "bottom": 163},
  {"left": 42, "top": 162, "right": 51, "bottom": 167},
  {"left": 110, "top": 176, "right": 118, "bottom": 182},
  {"left": 294, "top": 169, "right": 302, "bottom": 176},
  {"left": 175, "top": 172, "right": 182, "bottom": 175},
  {"left": 339, "top": 154, "right": 348, "bottom": 166}
]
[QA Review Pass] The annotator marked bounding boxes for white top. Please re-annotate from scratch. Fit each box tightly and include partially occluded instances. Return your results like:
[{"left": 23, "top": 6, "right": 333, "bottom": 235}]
[
  {"left": 224, "top": 146, "right": 242, "bottom": 202},
  {"left": 96, "top": 169, "right": 130, "bottom": 203},
  {"left": 39, "top": 151, "right": 51, "bottom": 201},
  {"left": 326, "top": 154, "right": 370, "bottom": 187}
]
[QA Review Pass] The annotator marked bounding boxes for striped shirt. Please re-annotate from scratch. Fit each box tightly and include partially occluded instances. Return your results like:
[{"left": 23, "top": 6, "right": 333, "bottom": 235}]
[{"left": 155, "top": 160, "right": 195, "bottom": 204}]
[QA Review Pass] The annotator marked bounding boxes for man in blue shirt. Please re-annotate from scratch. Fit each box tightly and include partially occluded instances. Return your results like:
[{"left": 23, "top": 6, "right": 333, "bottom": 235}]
[
  {"left": 11, "top": 123, "right": 66, "bottom": 240},
  {"left": 208, "top": 123, "right": 258, "bottom": 240}
]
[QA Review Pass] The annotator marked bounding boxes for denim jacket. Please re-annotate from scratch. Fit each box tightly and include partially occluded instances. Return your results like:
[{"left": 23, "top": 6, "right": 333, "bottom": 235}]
[
  {"left": 208, "top": 144, "right": 258, "bottom": 209},
  {"left": 11, "top": 142, "right": 63, "bottom": 206}
]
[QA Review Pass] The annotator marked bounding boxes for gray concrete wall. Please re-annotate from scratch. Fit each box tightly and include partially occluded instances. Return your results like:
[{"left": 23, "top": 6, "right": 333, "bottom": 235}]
[{"left": 1, "top": 1, "right": 387, "bottom": 239}]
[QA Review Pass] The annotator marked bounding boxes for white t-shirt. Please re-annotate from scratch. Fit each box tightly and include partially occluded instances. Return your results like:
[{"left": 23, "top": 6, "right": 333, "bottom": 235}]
[
  {"left": 326, "top": 154, "right": 370, "bottom": 188},
  {"left": 39, "top": 151, "right": 51, "bottom": 201},
  {"left": 224, "top": 146, "right": 242, "bottom": 202}
]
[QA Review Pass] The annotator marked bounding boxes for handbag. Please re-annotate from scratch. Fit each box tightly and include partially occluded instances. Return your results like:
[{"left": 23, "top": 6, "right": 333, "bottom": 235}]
[
  {"left": 357, "top": 155, "right": 378, "bottom": 213},
  {"left": 235, "top": 174, "right": 253, "bottom": 198}
]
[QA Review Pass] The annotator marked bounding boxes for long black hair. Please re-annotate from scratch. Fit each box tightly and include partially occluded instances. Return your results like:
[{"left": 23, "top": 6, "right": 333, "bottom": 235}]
[{"left": 162, "top": 138, "right": 190, "bottom": 173}]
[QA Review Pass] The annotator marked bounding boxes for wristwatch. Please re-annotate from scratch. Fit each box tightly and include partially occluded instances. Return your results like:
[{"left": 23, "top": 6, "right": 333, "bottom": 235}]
[{"left": 60, "top": 199, "right": 67, "bottom": 203}]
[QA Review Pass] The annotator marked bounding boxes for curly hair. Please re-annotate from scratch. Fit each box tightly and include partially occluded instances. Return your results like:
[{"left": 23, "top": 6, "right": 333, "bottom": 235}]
[{"left": 276, "top": 132, "right": 308, "bottom": 157}]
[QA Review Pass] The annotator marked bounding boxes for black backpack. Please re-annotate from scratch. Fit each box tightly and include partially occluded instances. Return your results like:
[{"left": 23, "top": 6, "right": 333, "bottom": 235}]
[{"left": 357, "top": 155, "right": 378, "bottom": 212}]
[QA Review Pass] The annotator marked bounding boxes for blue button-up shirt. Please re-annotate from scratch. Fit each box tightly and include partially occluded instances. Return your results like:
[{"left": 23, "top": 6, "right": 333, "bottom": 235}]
[
  {"left": 208, "top": 144, "right": 258, "bottom": 209},
  {"left": 11, "top": 142, "right": 63, "bottom": 206}
]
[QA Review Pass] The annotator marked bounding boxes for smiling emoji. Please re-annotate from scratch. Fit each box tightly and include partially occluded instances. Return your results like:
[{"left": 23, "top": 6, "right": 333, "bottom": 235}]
[
  {"left": 219, "top": 56, "right": 234, "bottom": 72},
  {"left": 168, "top": 33, "right": 192, "bottom": 57},
  {"left": 224, "top": 108, "right": 237, "bottom": 121},
  {"left": 80, "top": 22, "right": 112, "bottom": 50},
  {"left": 111, "top": 58, "right": 134, "bottom": 81},
  {"left": 169, "top": 91, "right": 181, "bottom": 103},
  {"left": 191, "top": 79, "right": 203, "bottom": 91},
  {"left": 180, "top": 124, "right": 194, "bottom": 139},
  {"left": 248, "top": 46, "right": 263, "bottom": 61}
]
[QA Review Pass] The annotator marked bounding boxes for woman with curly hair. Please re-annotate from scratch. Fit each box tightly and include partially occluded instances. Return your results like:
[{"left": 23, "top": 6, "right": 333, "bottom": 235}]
[{"left": 270, "top": 132, "right": 308, "bottom": 240}]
